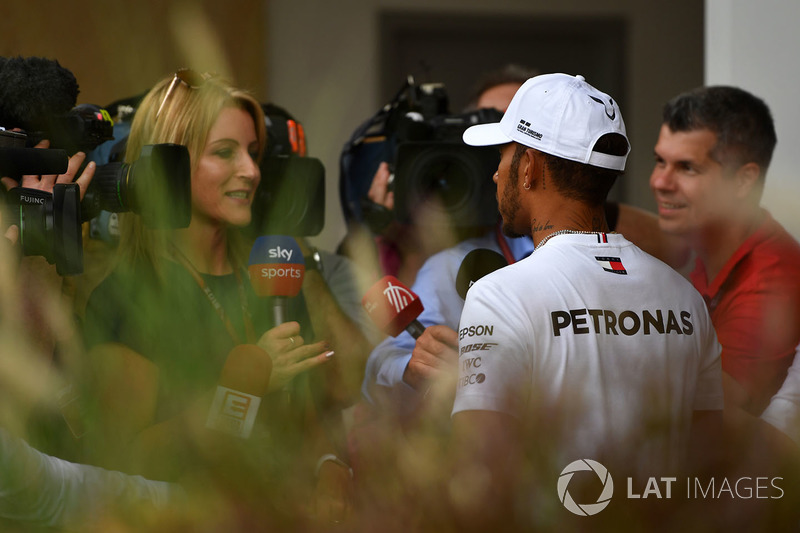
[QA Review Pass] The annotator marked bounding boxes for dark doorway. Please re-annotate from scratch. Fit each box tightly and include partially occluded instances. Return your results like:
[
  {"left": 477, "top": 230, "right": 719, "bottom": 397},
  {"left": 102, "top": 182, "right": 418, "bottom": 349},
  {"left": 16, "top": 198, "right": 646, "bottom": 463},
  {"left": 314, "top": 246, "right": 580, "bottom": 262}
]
[{"left": 380, "top": 11, "right": 627, "bottom": 112}]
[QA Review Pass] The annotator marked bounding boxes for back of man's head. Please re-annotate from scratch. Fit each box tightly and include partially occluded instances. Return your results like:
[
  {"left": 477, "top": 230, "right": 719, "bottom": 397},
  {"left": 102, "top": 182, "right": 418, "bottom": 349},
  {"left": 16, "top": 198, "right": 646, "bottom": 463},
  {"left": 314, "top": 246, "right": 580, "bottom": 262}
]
[
  {"left": 662, "top": 86, "right": 776, "bottom": 176},
  {"left": 541, "top": 133, "right": 629, "bottom": 206},
  {"left": 464, "top": 73, "right": 630, "bottom": 207},
  {"left": 466, "top": 64, "right": 540, "bottom": 111}
]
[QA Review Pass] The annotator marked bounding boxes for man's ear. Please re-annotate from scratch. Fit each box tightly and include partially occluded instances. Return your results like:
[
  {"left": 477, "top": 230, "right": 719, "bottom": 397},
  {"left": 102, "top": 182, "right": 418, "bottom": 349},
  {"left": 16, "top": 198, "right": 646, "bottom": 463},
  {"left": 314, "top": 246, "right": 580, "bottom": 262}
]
[
  {"left": 523, "top": 148, "right": 539, "bottom": 186},
  {"left": 734, "top": 162, "right": 761, "bottom": 198}
]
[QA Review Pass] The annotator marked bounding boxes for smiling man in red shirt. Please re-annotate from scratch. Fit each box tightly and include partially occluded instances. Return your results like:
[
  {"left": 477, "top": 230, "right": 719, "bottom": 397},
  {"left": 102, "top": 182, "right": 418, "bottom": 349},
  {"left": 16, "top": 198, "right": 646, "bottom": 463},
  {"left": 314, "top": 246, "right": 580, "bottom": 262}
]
[{"left": 651, "top": 86, "right": 800, "bottom": 416}]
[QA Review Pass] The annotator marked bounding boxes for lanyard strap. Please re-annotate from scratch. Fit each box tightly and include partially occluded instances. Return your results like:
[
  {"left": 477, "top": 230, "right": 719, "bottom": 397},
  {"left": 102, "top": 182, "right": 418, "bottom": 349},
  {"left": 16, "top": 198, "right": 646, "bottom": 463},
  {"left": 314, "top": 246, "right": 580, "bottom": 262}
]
[
  {"left": 495, "top": 223, "right": 517, "bottom": 264},
  {"left": 169, "top": 244, "right": 256, "bottom": 345}
]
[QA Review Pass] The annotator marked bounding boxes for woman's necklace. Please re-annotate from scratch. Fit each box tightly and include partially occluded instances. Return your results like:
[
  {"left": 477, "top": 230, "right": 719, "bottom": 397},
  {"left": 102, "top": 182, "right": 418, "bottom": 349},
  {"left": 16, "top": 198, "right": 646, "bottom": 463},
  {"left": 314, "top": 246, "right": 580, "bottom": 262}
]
[
  {"left": 169, "top": 243, "right": 255, "bottom": 344},
  {"left": 536, "top": 229, "right": 608, "bottom": 249}
]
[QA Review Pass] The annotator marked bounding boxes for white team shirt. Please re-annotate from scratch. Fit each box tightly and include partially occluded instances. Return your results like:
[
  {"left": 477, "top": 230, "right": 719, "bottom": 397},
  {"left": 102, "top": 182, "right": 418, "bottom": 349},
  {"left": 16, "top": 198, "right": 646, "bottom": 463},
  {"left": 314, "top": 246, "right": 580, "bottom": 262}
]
[{"left": 452, "top": 232, "right": 723, "bottom": 475}]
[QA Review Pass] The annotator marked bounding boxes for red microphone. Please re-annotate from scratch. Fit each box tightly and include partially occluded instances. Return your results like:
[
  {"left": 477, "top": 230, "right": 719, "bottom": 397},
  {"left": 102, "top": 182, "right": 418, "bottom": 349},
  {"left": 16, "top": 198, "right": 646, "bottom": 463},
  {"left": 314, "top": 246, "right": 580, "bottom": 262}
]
[
  {"left": 362, "top": 275, "right": 425, "bottom": 339},
  {"left": 248, "top": 235, "right": 304, "bottom": 325},
  {"left": 206, "top": 344, "right": 273, "bottom": 438}
]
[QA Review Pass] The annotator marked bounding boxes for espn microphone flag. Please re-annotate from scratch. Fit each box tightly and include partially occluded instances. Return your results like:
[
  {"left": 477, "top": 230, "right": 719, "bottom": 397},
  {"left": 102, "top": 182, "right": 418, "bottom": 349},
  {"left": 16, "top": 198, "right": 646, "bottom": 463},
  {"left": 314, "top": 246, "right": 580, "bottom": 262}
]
[
  {"left": 207, "top": 344, "right": 272, "bottom": 438},
  {"left": 362, "top": 275, "right": 425, "bottom": 338},
  {"left": 248, "top": 235, "right": 305, "bottom": 297}
]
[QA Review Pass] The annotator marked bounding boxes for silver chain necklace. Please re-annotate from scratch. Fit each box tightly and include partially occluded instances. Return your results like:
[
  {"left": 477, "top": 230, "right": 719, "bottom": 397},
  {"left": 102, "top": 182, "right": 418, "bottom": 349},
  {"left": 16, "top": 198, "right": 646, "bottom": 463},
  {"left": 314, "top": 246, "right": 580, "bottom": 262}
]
[{"left": 536, "top": 229, "right": 604, "bottom": 249}]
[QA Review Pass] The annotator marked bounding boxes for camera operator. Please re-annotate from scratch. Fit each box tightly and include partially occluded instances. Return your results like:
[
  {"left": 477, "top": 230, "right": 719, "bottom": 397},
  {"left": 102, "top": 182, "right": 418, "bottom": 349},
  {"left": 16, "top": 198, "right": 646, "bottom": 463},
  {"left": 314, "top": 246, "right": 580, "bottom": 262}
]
[
  {"left": 0, "top": 57, "right": 190, "bottom": 530},
  {"left": 341, "top": 65, "right": 539, "bottom": 287},
  {"left": 0, "top": 56, "right": 100, "bottom": 367}
]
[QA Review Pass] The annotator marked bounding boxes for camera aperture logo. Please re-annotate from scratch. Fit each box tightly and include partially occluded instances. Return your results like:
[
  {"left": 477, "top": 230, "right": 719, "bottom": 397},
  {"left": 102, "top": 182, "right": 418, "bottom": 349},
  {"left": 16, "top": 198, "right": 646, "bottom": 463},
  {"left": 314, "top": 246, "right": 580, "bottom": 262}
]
[
  {"left": 557, "top": 459, "right": 614, "bottom": 516},
  {"left": 556, "top": 460, "right": 784, "bottom": 517}
]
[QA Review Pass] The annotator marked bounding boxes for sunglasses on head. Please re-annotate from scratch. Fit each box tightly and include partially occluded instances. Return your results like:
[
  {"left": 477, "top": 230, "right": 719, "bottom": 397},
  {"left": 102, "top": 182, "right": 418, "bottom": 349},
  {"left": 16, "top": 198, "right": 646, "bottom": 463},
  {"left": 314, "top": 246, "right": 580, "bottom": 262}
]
[{"left": 156, "top": 68, "right": 209, "bottom": 118}]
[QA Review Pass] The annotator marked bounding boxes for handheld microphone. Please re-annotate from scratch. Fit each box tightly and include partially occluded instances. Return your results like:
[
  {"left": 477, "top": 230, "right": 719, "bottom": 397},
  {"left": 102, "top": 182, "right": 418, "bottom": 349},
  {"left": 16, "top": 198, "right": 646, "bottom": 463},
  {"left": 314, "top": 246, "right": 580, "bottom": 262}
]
[
  {"left": 362, "top": 275, "right": 425, "bottom": 339},
  {"left": 206, "top": 344, "right": 273, "bottom": 438},
  {"left": 248, "top": 235, "right": 304, "bottom": 325},
  {"left": 455, "top": 248, "right": 508, "bottom": 300}
]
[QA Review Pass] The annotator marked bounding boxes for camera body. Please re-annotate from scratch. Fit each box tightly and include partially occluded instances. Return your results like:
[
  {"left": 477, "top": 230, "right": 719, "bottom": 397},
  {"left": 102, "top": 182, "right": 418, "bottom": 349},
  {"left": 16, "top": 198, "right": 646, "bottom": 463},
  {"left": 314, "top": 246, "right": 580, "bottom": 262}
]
[
  {"left": 391, "top": 108, "right": 501, "bottom": 228},
  {"left": 0, "top": 128, "right": 69, "bottom": 176},
  {"left": 2, "top": 135, "right": 190, "bottom": 274},
  {"left": 245, "top": 103, "right": 325, "bottom": 238},
  {"left": 340, "top": 78, "right": 502, "bottom": 233},
  {"left": 39, "top": 103, "right": 115, "bottom": 155},
  {"left": 248, "top": 155, "right": 325, "bottom": 237}
]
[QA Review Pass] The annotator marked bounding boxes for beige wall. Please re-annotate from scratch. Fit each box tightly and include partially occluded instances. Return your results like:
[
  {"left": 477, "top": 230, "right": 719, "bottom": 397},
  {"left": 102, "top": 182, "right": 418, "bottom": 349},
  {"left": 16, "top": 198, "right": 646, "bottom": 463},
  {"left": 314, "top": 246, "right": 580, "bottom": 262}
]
[
  {"left": 706, "top": 0, "right": 800, "bottom": 239},
  {"left": 0, "top": 1, "right": 267, "bottom": 108}
]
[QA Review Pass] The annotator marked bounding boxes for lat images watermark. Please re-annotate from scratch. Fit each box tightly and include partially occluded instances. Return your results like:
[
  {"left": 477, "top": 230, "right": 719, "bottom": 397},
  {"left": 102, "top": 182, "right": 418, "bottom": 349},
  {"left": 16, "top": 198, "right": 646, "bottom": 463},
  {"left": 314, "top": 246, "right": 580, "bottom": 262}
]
[
  {"left": 557, "top": 459, "right": 785, "bottom": 517},
  {"left": 557, "top": 459, "right": 614, "bottom": 516}
]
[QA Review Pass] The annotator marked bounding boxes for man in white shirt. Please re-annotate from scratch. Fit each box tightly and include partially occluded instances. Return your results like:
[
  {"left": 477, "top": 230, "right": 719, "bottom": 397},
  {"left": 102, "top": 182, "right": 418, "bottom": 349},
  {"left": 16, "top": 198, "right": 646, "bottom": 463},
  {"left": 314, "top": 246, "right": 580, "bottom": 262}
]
[{"left": 450, "top": 73, "right": 724, "bottom": 529}]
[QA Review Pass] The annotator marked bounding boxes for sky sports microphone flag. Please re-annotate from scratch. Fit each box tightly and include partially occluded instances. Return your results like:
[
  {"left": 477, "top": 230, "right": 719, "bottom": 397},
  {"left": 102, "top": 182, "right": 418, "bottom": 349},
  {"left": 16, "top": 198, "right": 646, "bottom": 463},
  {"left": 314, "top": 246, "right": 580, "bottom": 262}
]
[
  {"left": 362, "top": 275, "right": 425, "bottom": 339},
  {"left": 248, "top": 235, "right": 304, "bottom": 324},
  {"left": 248, "top": 235, "right": 304, "bottom": 296}
]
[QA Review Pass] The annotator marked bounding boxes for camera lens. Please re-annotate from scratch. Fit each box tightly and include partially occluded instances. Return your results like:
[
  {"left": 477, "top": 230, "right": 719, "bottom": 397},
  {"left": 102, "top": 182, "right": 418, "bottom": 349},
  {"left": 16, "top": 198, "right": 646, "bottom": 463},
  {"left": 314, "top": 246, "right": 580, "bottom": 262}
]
[
  {"left": 81, "top": 143, "right": 191, "bottom": 229},
  {"left": 394, "top": 142, "right": 499, "bottom": 227},
  {"left": 8, "top": 183, "right": 83, "bottom": 275},
  {"left": 414, "top": 151, "right": 474, "bottom": 212}
]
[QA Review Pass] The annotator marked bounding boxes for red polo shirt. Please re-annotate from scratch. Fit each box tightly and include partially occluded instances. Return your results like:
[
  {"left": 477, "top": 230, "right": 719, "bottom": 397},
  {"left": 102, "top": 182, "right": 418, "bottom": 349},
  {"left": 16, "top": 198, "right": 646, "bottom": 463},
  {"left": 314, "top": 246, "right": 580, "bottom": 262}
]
[{"left": 691, "top": 210, "right": 800, "bottom": 414}]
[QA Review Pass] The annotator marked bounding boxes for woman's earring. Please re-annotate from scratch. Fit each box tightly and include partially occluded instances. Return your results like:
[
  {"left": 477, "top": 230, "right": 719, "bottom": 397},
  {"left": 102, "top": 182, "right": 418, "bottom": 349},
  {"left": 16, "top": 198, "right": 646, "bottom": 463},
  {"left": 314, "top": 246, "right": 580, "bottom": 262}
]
[{"left": 523, "top": 181, "right": 531, "bottom": 190}]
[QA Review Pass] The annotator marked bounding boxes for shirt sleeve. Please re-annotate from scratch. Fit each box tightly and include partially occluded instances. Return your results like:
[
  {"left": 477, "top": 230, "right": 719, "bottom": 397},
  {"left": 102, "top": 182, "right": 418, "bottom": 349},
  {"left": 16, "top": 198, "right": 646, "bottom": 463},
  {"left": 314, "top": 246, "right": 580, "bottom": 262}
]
[
  {"left": 452, "top": 276, "right": 530, "bottom": 418},
  {"left": 361, "top": 249, "right": 467, "bottom": 413},
  {"left": 0, "top": 428, "right": 183, "bottom": 529},
  {"left": 714, "top": 267, "right": 800, "bottom": 413},
  {"left": 761, "top": 344, "right": 800, "bottom": 444}
]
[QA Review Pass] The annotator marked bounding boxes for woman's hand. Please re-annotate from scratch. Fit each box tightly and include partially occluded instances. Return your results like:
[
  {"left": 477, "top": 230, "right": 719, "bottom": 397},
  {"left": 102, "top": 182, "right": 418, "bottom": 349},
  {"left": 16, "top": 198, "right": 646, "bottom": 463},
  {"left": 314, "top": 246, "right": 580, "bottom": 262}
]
[{"left": 257, "top": 321, "right": 333, "bottom": 392}]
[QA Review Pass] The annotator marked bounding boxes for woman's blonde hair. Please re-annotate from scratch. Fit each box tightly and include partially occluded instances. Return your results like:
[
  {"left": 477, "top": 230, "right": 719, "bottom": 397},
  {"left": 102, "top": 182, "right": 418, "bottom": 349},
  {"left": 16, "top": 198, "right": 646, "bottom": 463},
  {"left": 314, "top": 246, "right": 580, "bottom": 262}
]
[{"left": 117, "top": 71, "right": 266, "bottom": 275}]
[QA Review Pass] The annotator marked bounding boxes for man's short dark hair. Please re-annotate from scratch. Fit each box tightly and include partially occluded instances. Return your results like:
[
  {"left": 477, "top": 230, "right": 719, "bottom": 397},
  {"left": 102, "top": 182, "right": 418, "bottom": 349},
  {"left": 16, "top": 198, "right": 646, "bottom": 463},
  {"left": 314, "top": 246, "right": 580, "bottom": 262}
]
[
  {"left": 662, "top": 86, "right": 777, "bottom": 175},
  {"left": 466, "top": 64, "right": 539, "bottom": 110},
  {"left": 530, "top": 133, "right": 627, "bottom": 206}
]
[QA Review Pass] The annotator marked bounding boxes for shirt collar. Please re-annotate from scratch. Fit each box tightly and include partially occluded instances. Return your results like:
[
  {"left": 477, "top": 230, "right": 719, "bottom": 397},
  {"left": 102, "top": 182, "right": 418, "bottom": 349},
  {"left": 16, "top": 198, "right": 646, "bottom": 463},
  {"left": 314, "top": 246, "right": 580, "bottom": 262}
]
[{"left": 690, "top": 209, "right": 776, "bottom": 298}]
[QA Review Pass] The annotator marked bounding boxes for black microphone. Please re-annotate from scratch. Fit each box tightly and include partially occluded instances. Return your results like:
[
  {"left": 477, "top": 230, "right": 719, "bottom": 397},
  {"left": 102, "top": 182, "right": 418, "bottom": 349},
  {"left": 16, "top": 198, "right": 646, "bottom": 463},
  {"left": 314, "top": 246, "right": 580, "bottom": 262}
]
[
  {"left": 0, "top": 147, "right": 69, "bottom": 177},
  {"left": 455, "top": 248, "right": 508, "bottom": 300}
]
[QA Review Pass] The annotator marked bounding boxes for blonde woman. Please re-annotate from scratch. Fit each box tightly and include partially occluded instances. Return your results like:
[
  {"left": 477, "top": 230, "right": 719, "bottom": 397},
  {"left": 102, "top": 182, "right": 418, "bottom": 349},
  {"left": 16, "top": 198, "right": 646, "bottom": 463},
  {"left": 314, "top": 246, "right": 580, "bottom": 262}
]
[{"left": 82, "top": 71, "right": 347, "bottom": 523}]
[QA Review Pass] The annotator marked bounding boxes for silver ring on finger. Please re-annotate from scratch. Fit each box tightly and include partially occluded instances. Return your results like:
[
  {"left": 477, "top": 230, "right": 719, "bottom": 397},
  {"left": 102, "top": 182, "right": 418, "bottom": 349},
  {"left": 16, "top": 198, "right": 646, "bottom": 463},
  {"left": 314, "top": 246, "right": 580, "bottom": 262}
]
[{"left": 289, "top": 336, "right": 296, "bottom": 347}]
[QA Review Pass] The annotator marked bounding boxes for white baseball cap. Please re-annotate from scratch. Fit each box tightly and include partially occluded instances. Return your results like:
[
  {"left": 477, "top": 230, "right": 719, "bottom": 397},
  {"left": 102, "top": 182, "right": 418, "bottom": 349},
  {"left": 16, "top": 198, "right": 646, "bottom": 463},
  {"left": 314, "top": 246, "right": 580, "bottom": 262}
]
[{"left": 463, "top": 73, "right": 630, "bottom": 171}]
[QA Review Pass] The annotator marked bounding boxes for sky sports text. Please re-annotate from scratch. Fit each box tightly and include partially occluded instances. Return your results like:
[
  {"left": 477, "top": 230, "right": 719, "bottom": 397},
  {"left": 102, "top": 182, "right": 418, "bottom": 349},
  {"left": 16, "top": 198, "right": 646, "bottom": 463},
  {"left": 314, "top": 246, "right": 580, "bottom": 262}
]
[
  {"left": 258, "top": 266, "right": 303, "bottom": 279},
  {"left": 268, "top": 246, "right": 295, "bottom": 261}
]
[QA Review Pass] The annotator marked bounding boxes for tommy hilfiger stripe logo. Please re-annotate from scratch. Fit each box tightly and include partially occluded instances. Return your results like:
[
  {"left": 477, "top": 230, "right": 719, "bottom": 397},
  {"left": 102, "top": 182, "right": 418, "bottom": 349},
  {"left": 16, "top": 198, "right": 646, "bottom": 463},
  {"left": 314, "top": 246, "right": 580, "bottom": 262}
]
[
  {"left": 596, "top": 233, "right": 608, "bottom": 243},
  {"left": 595, "top": 256, "right": 627, "bottom": 275}
]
